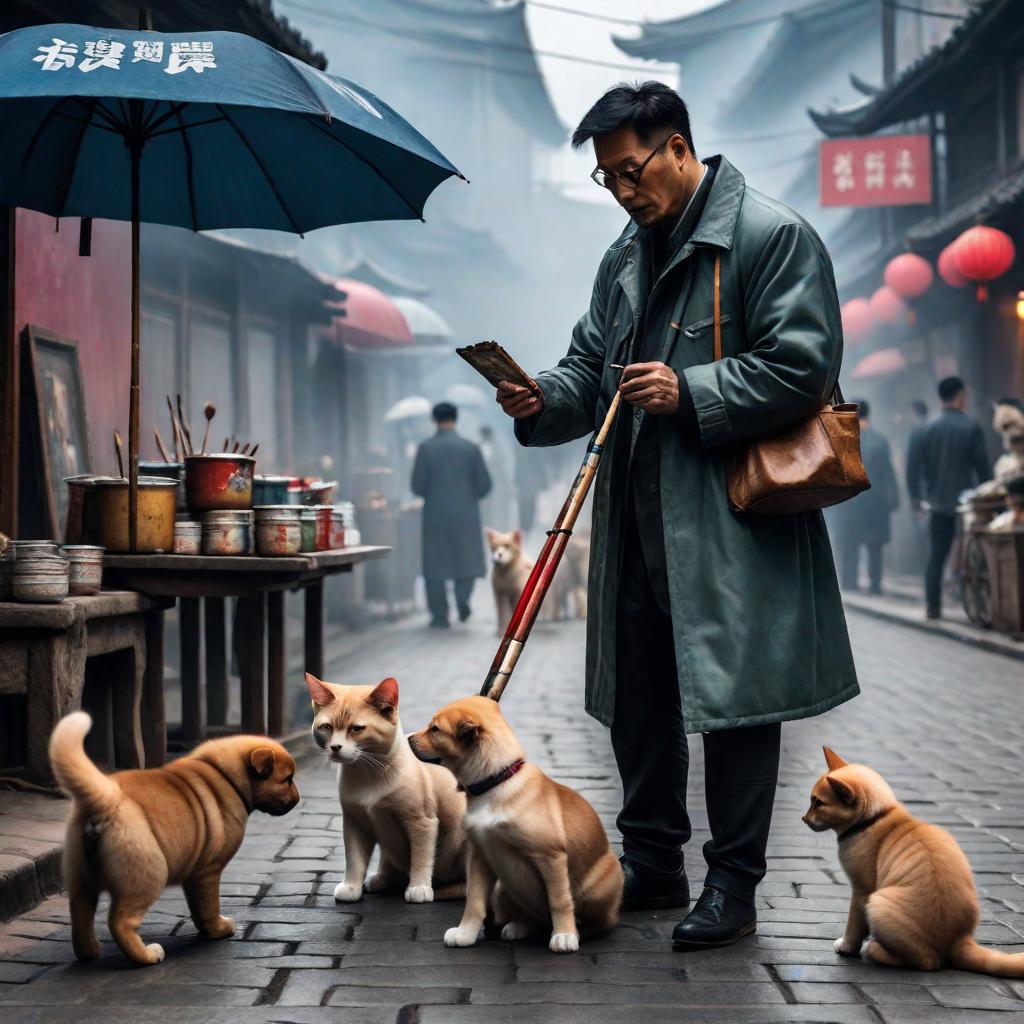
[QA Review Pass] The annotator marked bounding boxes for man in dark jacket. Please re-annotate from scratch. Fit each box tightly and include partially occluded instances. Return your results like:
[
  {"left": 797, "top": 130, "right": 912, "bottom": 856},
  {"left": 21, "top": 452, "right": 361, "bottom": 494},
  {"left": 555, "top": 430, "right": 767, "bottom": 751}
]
[
  {"left": 411, "top": 403, "right": 492, "bottom": 628},
  {"left": 495, "top": 83, "right": 857, "bottom": 951},
  {"left": 906, "top": 377, "right": 990, "bottom": 618},
  {"left": 834, "top": 400, "right": 899, "bottom": 593}
]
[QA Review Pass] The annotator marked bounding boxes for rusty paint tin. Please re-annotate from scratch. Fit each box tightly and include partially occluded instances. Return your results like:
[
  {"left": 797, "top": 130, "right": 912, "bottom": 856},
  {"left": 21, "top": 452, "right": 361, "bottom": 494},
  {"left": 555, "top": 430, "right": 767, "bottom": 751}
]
[
  {"left": 202, "top": 510, "right": 252, "bottom": 556},
  {"left": 308, "top": 505, "right": 333, "bottom": 551},
  {"left": 93, "top": 477, "right": 178, "bottom": 553},
  {"left": 299, "top": 509, "right": 317, "bottom": 552},
  {"left": 329, "top": 512, "right": 346, "bottom": 550},
  {"left": 254, "top": 506, "right": 302, "bottom": 557},
  {"left": 11, "top": 554, "right": 70, "bottom": 603},
  {"left": 254, "top": 475, "right": 296, "bottom": 507},
  {"left": 13, "top": 540, "right": 60, "bottom": 559},
  {"left": 185, "top": 454, "right": 255, "bottom": 514},
  {"left": 174, "top": 520, "right": 203, "bottom": 555},
  {"left": 60, "top": 545, "right": 105, "bottom": 596}
]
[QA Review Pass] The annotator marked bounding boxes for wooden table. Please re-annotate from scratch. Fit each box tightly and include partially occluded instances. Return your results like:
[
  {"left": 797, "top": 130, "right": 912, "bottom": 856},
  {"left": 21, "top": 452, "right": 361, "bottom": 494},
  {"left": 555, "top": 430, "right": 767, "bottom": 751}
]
[
  {"left": 0, "top": 591, "right": 173, "bottom": 781},
  {"left": 102, "top": 546, "right": 390, "bottom": 743}
]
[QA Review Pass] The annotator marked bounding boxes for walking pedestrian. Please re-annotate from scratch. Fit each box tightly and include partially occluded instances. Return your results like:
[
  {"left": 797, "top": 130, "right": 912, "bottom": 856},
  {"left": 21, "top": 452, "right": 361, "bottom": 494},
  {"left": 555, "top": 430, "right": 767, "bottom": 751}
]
[
  {"left": 904, "top": 399, "right": 930, "bottom": 569},
  {"left": 411, "top": 402, "right": 492, "bottom": 628},
  {"left": 495, "top": 82, "right": 858, "bottom": 951},
  {"left": 833, "top": 400, "right": 899, "bottom": 594},
  {"left": 906, "top": 376, "right": 991, "bottom": 619}
]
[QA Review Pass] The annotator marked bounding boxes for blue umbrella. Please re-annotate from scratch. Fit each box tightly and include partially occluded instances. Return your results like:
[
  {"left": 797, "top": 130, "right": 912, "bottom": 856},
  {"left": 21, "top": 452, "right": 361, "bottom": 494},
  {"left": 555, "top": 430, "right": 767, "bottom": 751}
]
[{"left": 0, "top": 23, "right": 463, "bottom": 547}]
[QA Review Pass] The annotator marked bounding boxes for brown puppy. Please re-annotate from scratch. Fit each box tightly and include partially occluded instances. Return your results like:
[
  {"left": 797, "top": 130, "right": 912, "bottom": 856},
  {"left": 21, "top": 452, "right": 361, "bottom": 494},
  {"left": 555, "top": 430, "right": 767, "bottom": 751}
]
[
  {"left": 487, "top": 528, "right": 533, "bottom": 634},
  {"left": 409, "top": 696, "right": 622, "bottom": 953},
  {"left": 804, "top": 746, "right": 1024, "bottom": 977},
  {"left": 50, "top": 711, "right": 299, "bottom": 966}
]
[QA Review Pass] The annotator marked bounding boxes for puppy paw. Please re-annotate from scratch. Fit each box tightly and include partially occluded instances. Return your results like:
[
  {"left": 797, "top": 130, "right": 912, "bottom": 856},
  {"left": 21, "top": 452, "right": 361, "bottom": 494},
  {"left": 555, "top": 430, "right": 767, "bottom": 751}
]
[
  {"left": 144, "top": 942, "right": 166, "bottom": 964},
  {"left": 202, "top": 915, "right": 236, "bottom": 940},
  {"left": 444, "top": 924, "right": 482, "bottom": 947},
  {"left": 501, "top": 921, "right": 533, "bottom": 941},
  {"left": 364, "top": 873, "right": 390, "bottom": 894},
  {"left": 549, "top": 931, "right": 580, "bottom": 954},
  {"left": 834, "top": 936, "right": 861, "bottom": 957},
  {"left": 334, "top": 881, "right": 364, "bottom": 903},
  {"left": 405, "top": 885, "right": 434, "bottom": 904}
]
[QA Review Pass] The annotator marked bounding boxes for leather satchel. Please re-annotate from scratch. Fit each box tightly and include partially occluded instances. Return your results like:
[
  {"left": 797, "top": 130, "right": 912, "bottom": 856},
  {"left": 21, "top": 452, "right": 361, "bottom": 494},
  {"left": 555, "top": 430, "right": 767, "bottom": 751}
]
[{"left": 711, "top": 252, "right": 871, "bottom": 515}]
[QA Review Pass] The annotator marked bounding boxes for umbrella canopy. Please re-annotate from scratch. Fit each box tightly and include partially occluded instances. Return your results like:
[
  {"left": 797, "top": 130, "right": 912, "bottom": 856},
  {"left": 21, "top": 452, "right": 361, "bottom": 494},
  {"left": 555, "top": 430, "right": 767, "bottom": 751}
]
[
  {"left": 0, "top": 24, "right": 462, "bottom": 230},
  {"left": 445, "top": 383, "right": 489, "bottom": 408},
  {"left": 384, "top": 395, "right": 432, "bottom": 422},
  {"left": 334, "top": 278, "right": 413, "bottom": 347},
  {"left": 850, "top": 347, "right": 906, "bottom": 380},
  {"left": 0, "top": 23, "right": 461, "bottom": 547},
  {"left": 390, "top": 296, "right": 452, "bottom": 341}
]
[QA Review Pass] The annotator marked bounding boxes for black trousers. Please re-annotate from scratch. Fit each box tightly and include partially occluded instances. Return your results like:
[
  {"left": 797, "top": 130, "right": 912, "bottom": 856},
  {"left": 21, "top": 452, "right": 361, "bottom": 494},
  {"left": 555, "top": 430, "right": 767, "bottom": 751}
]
[
  {"left": 425, "top": 577, "right": 474, "bottom": 624},
  {"left": 925, "top": 512, "right": 957, "bottom": 615},
  {"left": 610, "top": 503, "right": 781, "bottom": 903},
  {"left": 840, "top": 536, "right": 884, "bottom": 593}
]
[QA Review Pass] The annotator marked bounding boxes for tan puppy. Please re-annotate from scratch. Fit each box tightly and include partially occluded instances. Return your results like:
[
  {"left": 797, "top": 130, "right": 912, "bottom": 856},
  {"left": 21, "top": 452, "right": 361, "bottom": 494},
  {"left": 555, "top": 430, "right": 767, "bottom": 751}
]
[
  {"left": 49, "top": 711, "right": 299, "bottom": 966},
  {"left": 804, "top": 747, "right": 1024, "bottom": 977},
  {"left": 487, "top": 528, "right": 533, "bottom": 634},
  {"left": 409, "top": 696, "right": 622, "bottom": 954},
  {"left": 306, "top": 673, "right": 466, "bottom": 903}
]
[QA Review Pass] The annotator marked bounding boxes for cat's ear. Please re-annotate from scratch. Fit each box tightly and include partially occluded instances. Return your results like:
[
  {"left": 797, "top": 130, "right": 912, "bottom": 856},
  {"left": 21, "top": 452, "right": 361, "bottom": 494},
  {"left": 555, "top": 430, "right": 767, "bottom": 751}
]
[
  {"left": 485, "top": 527, "right": 498, "bottom": 543},
  {"left": 512, "top": 529, "right": 523, "bottom": 546},
  {"left": 305, "top": 673, "right": 336, "bottom": 707},
  {"left": 827, "top": 775, "right": 856, "bottom": 805},
  {"left": 823, "top": 746, "right": 848, "bottom": 771},
  {"left": 367, "top": 677, "right": 399, "bottom": 718},
  {"left": 455, "top": 718, "right": 479, "bottom": 745}
]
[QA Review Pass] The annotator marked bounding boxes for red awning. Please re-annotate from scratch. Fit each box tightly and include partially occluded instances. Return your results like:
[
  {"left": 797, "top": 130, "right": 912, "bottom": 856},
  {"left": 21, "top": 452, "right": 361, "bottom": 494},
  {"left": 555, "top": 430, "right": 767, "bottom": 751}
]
[
  {"left": 332, "top": 277, "right": 412, "bottom": 347},
  {"left": 851, "top": 347, "right": 906, "bottom": 379}
]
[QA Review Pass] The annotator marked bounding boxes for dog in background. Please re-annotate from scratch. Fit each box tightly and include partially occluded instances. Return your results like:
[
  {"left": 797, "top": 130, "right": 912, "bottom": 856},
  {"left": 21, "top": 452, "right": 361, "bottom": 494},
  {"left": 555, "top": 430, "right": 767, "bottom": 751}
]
[
  {"left": 804, "top": 746, "right": 1024, "bottom": 977},
  {"left": 306, "top": 673, "right": 466, "bottom": 903},
  {"left": 486, "top": 528, "right": 588, "bottom": 634},
  {"left": 409, "top": 695, "right": 622, "bottom": 954},
  {"left": 50, "top": 712, "right": 299, "bottom": 966}
]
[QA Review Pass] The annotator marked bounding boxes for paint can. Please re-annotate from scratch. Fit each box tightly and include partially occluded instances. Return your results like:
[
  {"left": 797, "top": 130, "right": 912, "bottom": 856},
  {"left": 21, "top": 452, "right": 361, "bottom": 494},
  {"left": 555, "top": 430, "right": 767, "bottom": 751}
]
[
  {"left": 254, "top": 506, "right": 302, "bottom": 557},
  {"left": 299, "top": 509, "right": 317, "bottom": 552},
  {"left": 202, "top": 510, "right": 253, "bottom": 557},
  {"left": 173, "top": 520, "right": 203, "bottom": 555},
  {"left": 11, "top": 554, "right": 70, "bottom": 603},
  {"left": 59, "top": 545, "right": 104, "bottom": 596}
]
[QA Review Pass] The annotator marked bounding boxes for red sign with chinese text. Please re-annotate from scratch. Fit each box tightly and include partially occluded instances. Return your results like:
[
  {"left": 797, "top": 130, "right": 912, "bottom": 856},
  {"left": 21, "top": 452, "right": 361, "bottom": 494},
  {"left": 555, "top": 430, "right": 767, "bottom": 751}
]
[{"left": 819, "top": 135, "right": 932, "bottom": 207}]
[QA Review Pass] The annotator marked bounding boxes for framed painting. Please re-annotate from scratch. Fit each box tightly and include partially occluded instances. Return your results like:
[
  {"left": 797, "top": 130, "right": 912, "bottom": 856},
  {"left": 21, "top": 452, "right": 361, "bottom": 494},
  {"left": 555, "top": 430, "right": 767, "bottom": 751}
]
[{"left": 21, "top": 326, "right": 92, "bottom": 539}]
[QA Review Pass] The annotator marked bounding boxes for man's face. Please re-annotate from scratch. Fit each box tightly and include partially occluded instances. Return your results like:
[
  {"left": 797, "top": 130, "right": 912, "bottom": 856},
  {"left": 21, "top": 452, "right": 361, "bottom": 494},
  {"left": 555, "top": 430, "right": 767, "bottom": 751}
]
[{"left": 593, "top": 124, "right": 690, "bottom": 229}]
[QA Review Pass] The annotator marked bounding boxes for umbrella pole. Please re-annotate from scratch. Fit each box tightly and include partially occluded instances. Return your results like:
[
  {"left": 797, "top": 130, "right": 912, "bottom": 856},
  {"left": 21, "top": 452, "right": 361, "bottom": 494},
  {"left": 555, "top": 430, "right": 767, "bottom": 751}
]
[
  {"left": 128, "top": 141, "right": 141, "bottom": 552},
  {"left": 481, "top": 391, "right": 622, "bottom": 702}
]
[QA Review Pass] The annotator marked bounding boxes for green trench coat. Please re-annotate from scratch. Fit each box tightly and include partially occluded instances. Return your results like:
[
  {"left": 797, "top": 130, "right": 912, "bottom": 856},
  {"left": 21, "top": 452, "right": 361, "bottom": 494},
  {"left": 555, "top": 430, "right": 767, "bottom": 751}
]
[{"left": 516, "top": 156, "right": 859, "bottom": 732}]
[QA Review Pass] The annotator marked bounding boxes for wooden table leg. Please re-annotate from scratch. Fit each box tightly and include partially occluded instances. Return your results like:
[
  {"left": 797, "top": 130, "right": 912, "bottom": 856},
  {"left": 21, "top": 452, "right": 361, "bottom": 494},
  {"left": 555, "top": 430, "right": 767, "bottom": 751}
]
[
  {"left": 204, "top": 596, "right": 228, "bottom": 727},
  {"left": 267, "top": 590, "right": 285, "bottom": 738},
  {"left": 304, "top": 579, "right": 324, "bottom": 679},
  {"left": 142, "top": 606, "right": 166, "bottom": 766},
  {"left": 112, "top": 642, "right": 145, "bottom": 770},
  {"left": 180, "top": 597, "right": 205, "bottom": 744},
  {"left": 238, "top": 592, "right": 266, "bottom": 735}
]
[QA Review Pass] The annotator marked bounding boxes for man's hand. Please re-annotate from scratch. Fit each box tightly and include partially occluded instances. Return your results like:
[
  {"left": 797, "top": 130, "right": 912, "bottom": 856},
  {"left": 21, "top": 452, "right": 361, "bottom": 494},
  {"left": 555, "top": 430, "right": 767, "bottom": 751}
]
[
  {"left": 496, "top": 381, "right": 544, "bottom": 420},
  {"left": 619, "top": 362, "right": 679, "bottom": 416}
]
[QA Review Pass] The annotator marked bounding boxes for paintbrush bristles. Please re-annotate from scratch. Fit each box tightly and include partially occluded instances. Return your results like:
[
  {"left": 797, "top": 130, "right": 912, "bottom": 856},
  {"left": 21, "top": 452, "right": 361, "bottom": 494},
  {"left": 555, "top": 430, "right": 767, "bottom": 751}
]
[{"left": 201, "top": 401, "right": 216, "bottom": 455}]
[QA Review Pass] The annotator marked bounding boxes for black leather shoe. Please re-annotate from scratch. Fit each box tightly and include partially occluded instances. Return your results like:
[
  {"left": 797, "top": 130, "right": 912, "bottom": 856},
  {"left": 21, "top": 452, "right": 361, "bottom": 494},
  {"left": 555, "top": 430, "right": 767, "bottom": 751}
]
[
  {"left": 620, "top": 857, "right": 690, "bottom": 912},
  {"left": 672, "top": 886, "right": 756, "bottom": 950}
]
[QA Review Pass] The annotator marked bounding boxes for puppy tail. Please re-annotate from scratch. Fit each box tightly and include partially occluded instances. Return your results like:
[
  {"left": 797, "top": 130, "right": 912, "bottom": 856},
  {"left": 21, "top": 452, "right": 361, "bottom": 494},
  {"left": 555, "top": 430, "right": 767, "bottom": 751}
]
[
  {"left": 950, "top": 936, "right": 1024, "bottom": 978},
  {"left": 49, "top": 712, "right": 121, "bottom": 818}
]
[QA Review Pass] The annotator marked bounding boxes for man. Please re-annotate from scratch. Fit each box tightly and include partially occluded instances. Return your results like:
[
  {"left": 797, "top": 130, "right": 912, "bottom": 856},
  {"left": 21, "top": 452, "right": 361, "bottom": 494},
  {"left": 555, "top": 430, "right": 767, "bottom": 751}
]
[
  {"left": 411, "top": 402, "right": 492, "bottom": 628},
  {"left": 904, "top": 399, "right": 930, "bottom": 569},
  {"left": 495, "top": 82, "right": 858, "bottom": 951},
  {"left": 834, "top": 400, "right": 899, "bottom": 594},
  {"left": 906, "top": 377, "right": 990, "bottom": 619}
]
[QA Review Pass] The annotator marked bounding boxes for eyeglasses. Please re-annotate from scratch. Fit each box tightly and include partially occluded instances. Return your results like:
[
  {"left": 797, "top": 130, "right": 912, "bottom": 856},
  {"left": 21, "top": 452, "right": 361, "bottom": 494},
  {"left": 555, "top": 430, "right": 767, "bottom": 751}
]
[{"left": 591, "top": 136, "right": 673, "bottom": 192}]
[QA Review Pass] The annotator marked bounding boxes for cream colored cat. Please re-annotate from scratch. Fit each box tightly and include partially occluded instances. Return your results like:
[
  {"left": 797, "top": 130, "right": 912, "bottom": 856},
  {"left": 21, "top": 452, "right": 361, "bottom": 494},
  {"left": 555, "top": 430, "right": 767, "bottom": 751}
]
[
  {"left": 306, "top": 673, "right": 466, "bottom": 903},
  {"left": 804, "top": 747, "right": 1024, "bottom": 977}
]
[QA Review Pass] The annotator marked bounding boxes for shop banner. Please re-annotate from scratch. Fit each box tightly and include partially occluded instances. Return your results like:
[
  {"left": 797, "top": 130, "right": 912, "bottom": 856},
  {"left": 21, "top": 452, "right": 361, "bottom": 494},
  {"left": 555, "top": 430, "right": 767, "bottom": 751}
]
[{"left": 820, "top": 134, "right": 932, "bottom": 207}]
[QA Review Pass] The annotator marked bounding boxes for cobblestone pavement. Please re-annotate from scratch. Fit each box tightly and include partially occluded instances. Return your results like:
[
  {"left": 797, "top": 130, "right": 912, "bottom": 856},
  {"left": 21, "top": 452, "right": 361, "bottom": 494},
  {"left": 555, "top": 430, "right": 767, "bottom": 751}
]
[{"left": 2, "top": 600, "right": 1023, "bottom": 1024}]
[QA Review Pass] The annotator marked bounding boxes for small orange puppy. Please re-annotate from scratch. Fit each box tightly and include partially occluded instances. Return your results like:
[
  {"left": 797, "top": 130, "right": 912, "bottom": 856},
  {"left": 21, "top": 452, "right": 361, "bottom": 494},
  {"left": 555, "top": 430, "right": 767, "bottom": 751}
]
[
  {"left": 409, "top": 696, "right": 622, "bottom": 954},
  {"left": 804, "top": 747, "right": 1024, "bottom": 977},
  {"left": 50, "top": 711, "right": 299, "bottom": 966}
]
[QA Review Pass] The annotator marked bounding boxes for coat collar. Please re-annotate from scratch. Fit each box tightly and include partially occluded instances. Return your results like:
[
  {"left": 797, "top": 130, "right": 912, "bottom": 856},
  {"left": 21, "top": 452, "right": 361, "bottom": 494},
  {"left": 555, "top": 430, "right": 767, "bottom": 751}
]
[{"left": 613, "top": 154, "right": 745, "bottom": 316}]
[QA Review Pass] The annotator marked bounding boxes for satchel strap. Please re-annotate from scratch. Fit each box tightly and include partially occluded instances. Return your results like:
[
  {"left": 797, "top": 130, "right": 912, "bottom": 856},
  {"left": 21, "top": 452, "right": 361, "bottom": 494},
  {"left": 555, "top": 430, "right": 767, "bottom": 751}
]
[{"left": 711, "top": 249, "right": 841, "bottom": 406}]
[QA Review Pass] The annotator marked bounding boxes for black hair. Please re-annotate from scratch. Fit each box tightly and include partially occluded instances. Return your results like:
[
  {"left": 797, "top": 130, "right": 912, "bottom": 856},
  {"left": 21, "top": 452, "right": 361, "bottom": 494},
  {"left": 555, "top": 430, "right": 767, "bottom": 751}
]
[
  {"left": 572, "top": 81, "right": 696, "bottom": 156},
  {"left": 855, "top": 399, "right": 870, "bottom": 420},
  {"left": 937, "top": 376, "right": 964, "bottom": 402},
  {"left": 432, "top": 402, "right": 457, "bottom": 423},
  {"left": 911, "top": 399, "right": 927, "bottom": 418}
]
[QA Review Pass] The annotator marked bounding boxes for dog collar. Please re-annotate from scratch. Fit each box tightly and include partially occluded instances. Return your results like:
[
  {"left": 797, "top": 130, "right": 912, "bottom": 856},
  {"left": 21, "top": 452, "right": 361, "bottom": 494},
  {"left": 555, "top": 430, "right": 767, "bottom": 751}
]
[
  {"left": 460, "top": 758, "right": 525, "bottom": 797},
  {"left": 838, "top": 806, "right": 894, "bottom": 842}
]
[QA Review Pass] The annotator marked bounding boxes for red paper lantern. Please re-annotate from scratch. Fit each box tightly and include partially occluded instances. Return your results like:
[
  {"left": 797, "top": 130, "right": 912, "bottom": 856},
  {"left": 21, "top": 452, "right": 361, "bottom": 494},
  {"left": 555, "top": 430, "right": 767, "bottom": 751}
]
[
  {"left": 841, "top": 298, "right": 873, "bottom": 345},
  {"left": 954, "top": 225, "right": 1015, "bottom": 301},
  {"left": 883, "top": 253, "right": 933, "bottom": 299},
  {"left": 938, "top": 242, "right": 968, "bottom": 288},
  {"left": 869, "top": 286, "right": 908, "bottom": 325}
]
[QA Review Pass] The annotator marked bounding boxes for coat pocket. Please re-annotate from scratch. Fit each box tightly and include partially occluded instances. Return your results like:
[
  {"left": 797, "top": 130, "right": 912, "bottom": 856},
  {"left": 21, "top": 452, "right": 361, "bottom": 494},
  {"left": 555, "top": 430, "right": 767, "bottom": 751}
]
[{"left": 679, "top": 312, "right": 731, "bottom": 338}]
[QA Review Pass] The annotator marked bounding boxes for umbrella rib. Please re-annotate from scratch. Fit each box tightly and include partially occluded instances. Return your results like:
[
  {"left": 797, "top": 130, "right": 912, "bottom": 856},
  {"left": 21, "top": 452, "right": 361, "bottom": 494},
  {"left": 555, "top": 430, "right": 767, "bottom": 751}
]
[
  {"left": 172, "top": 104, "right": 199, "bottom": 233},
  {"left": 213, "top": 103, "right": 302, "bottom": 235},
  {"left": 52, "top": 111, "right": 121, "bottom": 135},
  {"left": 148, "top": 115, "right": 227, "bottom": 139},
  {"left": 53, "top": 97, "right": 99, "bottom": 218},
  {"left": 146, "top": 101, "right": 190, "bottom": 135},
  {"left": 302, "top": 116, "right": 425, "bottom": 222},
  {"left": 22, "top": 96, "right": 72, "bottom": 172}
]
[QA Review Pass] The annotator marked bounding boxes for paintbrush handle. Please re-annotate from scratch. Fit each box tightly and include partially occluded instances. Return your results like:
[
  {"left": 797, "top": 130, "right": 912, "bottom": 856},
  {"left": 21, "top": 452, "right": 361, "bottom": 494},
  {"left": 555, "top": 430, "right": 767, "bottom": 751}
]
[
  {"left": 154, "top": 428, "right": 171, "bottom": 463},
  {"left": 113, "top": 431, "right": 125, "bottom": 479}
]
